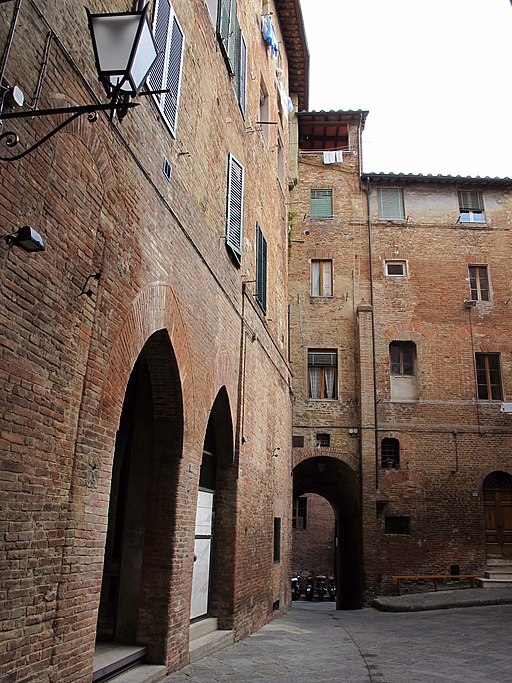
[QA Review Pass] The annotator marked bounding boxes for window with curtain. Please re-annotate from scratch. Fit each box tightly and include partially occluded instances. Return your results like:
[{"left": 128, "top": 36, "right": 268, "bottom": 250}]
[
  {"left": 149, "top": 0, "right": 185, "bottom": 137},
  {"left": 311, "top": 260, "right": 332, "bottom": 297},
  {"left": 378, "top": 187, "right": 405, "bottom": 220},
  {"left": 310, "top": 189, "right": 333, "bottom": 219},
  {"left": 468, "top": 265, "right": 490, "bottom": 301},
  {"left": 308, "top": 349, "right": 337, "bottom": 399},
  {"left": 475, "top": 353, "right": 502, "bottom": 400},
  {"left": 458, "top": 190, "right": 485, "bottom": 223}
]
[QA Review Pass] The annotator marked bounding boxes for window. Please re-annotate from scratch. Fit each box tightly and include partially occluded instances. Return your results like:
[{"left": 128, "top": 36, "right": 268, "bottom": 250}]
[
  {"left": 310, "top": 189, "right": 333, "bottom": 219},
  {"left": 149, "top": 0, "right": 184, "bottom": 137},
  {"left": 255, "top": 223, "right": 267, "bottom": 314},
  {"left": 381, "top": 438, "right": 400, "bottom": 469},
  {"left": 311, "top": 260, "right": 332, "bottom": 297},
  {"left": 378, "top": 187, "right": 405, "bottom": 220},
  {"left": 385, "top": 516, "right": 410, "bottom": 535},
  {"left": 468, "top": 265, "right": 490, "bottom": 301},
  {"left": 475, "top": 353, "right": 502, "bottom": 400},
  {"left": 385, "top": 260, "right": 407, "bottom": 277},
  {"left": 458, "top": 190, "right": 485, "bottom": 223},
  {"left": 390, "top": 342, "right": 415, "bottom": 376},
  {"left": 292, "top": 497, "right": 307, "bottom": 530},
  {"left": 273, "top": 517, "right": 281, "bottom": 562},
  {"left": 259, "top": 84, "right": 269, "bottom": 146},
  {"left": 277, "top": 135, "right": 284, "bottom": 189},
  {"left": 308, "top": 349, "right": 337, "bottom": 399},
  {"left": 217, "top": 0, "right": 246, "bottom": 115},
  {"left": 226, "top": 154, "right": 244, "bottom": 265},
  {"left": 292, "top": 435, "right": 304, "bottom": 448},
  {"left": 316, "top": 433, "right": 330, "bottom": 447}
]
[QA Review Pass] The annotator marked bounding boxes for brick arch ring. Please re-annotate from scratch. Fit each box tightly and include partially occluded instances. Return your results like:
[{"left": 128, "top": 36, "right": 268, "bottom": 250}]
[
  {"left": 99, "top": 282, "right": 194, "bottom": 437},
  {"left": 293, "top": 448, "right": 359, "bottom": 475}
]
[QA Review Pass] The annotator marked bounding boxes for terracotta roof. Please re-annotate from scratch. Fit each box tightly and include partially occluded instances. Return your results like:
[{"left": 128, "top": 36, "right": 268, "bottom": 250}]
[
  {"left": 361, "top": 172, "right": 512, "bottom": 187},
  {"left": 274, "top": 0, "right": 309, "bottom": 111}
]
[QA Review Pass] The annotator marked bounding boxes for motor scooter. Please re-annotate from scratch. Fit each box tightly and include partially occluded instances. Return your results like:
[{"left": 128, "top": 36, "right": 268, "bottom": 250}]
[
  {"left": 315, "top": 574, "right": 328, "bottom": 600},
  {"left": 328, "top": 576, "right": 336, "bottom": 601},
  {"left": 291, "top": 574, "right": 301, "bottom": 600},
  {"left": 304, "top": 575, "right": 315, "bottom": 600}
]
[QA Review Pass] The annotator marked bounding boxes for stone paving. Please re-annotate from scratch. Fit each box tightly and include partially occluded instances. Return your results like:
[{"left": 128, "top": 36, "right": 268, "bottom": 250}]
[{"left": 164, "top": 597, "right": 512, "bottom": 683}]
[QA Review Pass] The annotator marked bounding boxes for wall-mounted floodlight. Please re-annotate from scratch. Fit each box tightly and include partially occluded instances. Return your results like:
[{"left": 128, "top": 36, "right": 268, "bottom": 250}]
[{"left": 3, "top": 226, "right": 45, "bottom": 252}]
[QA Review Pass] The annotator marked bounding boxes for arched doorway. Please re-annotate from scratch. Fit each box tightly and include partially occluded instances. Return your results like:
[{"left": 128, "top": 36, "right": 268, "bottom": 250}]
[
  {"left": 190, "top": 388, "right": 236, "bottom": 627},
  {"left": 96, "top": 330, "right": 183, "bottom": 667},
  {"left": 483, "top": 471, "right": 512, "bottom": 559},
  {"left": 293, "top": 456, "right": 363, "bottom": 609}
]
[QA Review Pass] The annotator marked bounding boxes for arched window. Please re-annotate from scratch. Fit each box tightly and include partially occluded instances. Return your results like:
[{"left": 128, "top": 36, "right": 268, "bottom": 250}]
[{"left": 381, "top": 437, "right": 400, "bottom": 469}]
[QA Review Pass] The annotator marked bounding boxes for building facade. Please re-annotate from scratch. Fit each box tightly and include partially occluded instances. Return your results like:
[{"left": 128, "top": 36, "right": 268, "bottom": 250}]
[
  {"left": 289, "top": 110, "right": 512, "bottom": 604},
  {"left": 0, "top": 1, "right": 308, "bottom": 681}
]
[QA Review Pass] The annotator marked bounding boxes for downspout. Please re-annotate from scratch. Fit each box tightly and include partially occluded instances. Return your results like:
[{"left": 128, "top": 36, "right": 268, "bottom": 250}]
[{"left": 364, "top": 179, "right": 380, "bottom": 489}]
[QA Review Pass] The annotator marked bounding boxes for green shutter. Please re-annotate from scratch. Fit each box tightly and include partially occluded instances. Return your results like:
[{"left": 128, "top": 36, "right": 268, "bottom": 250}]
[
  {"left": 310, "top": 189, "right": 333, "bottom": 218},
  {"left": 378, "top": 188, "right": 405, "bottom": 219}
]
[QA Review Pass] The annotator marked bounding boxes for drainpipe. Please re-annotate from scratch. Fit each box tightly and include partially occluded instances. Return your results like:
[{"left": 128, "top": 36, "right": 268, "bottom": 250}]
[{"left": 364, "top": 179, "right": 380, "bottom": 489}]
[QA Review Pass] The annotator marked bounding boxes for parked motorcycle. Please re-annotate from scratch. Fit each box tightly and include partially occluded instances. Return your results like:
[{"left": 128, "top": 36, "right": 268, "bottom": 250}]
[
  {"left": 291, "top": 574, "right": 301, "bottom": 601},
  {"left": 304, "top": 576, "right": 315, "bottom": 600},
  {"left": 315, "top": 574, "right": 328, "bottom": 600},
  {"left": 328, "top": 576, "right": 336, "bottom": 601}
]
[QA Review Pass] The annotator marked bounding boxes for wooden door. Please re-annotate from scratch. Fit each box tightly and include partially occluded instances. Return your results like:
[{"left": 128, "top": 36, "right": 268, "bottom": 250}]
[{"left": 484, "top": 489, "right": 512, "bottom": 558}]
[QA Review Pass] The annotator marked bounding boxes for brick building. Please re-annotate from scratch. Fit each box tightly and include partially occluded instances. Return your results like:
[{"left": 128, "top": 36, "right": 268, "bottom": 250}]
[
  {"left": 289, "top": 110, "right": 512, "bottom": 605},
  {"left": 0, "top": 1, "right": 308, "bottom": 681}
]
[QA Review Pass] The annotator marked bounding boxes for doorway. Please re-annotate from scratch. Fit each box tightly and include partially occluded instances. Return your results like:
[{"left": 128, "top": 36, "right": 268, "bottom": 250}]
[
  {"left": 96, "top": 330, "right": 183, "bottom": 664},
  {"left": 483, "top": 471, "right": 512, "bottom": 559}
]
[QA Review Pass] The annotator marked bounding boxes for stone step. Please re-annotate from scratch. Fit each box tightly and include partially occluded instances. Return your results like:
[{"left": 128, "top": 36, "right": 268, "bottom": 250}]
[
  {"left": 93, "top": 644, "right": 147, "bottom": 682},
  {"left": 189, "top": 629, "right": 234, "bottom": 664},
  {"left": 104, "top": 664, "right": 168, "bottom": 683},
  {"left": 485, "top": 558, "right": 512, "bottom": 567},
  {"left": 478, "top": 577, "right": 512, "bottom": 589},
  {"left": 190, "top": 617, "right": 218, "bottom": 642},
  {"left": 485, "top": 571, "right": 512, "bottom": 579}
]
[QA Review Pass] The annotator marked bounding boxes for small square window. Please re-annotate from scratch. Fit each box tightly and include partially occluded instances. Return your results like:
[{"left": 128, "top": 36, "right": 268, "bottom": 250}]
[
  {"left": 316, "top": 433, "right": 330, "bottom": 447},
  {"left": 310, "top": 189, "right": 333, "bottom": 219},
  {"left": 385, "top": 516, "right": 410, "bottom": 534},
  {"left": 385, "top": 260, "right": 407, "bottom": 277},
  {"left": 378, "top": 188, "right": 405, "bottom": 220},
  {"left": 292, "top": 435, "right": 304, "bottom": 448}
]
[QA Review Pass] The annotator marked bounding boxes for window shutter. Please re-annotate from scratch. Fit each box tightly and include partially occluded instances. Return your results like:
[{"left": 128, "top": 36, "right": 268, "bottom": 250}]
[
  {"left": 217, "top": 0, "right": 230, "bottom": 51},
  {"left": 458, "top": 190, "right": 483, "bottom": 211},
  {"left": 308, "top": 352, "right": 336, "bottom": 367},
  {"left": 149, "top": 0, "right": 184, "bottom": 136},
  {"left": 310, "top": 189, "right": 333, "bottom": 218},
  {"left": 218, "top": 0, "right": 236, "bottom": 73},
  {"left": 226, "top": 154, "right": 244, "bottom": 263},
  {"left": 378, "top": 188, "right": 404, "bottom": 219},
  {"left": 256, "top": 223, "right": 267, "bottom": 314},
  {"left": 237, "top": 33, "right": 247, "bottom": 117}
]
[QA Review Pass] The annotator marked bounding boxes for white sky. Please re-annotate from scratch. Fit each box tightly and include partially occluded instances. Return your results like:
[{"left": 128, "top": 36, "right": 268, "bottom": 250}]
[{"left": 299, "top": 0, "right": 512, "bottom": 178}]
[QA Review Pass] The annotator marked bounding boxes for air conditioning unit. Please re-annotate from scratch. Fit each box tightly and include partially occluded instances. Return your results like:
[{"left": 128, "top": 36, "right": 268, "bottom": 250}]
[{"left": 500, "top": 403, "right": 512, "bottom": 413}]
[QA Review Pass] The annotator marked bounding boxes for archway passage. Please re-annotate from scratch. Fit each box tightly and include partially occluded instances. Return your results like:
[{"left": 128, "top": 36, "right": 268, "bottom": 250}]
[
  {"left": 190, "top": 388, "right": 236, "bottom": 627},
  {"left": 293, "top": 457, "right": 363, "bottom": 609},
  {"left": 483, "top": 471, "right": 512, "bottom": 559},
  {"left": 96, "top": 330, "right": 183, "bottom": 664}
]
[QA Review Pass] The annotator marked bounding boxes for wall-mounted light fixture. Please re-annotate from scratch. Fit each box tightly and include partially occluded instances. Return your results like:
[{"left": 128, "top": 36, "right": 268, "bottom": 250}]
[
  {"left": 464, "top": 300, "right": 477, "bottom": 309},
  {"left": 3, "top": 226, "right": 45, "bottom": 252},
  {"left": 0, "top": 5, "right": 158, "bottom": 162}
]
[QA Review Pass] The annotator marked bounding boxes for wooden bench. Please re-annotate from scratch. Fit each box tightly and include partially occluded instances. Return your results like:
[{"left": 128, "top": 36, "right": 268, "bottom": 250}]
[{"left": 391, "top": 574, "right": 479, "bottom": 596}]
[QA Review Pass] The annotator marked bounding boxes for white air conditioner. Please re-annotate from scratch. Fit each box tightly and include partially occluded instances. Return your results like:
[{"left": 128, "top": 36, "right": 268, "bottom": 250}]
[{"left": 500, "top": 403, "right": 512, "bottom": 413}]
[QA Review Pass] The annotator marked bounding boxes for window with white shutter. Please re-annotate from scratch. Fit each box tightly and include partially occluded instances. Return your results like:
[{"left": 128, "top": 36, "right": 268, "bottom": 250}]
[
  {"left": 378, "top": 188, "right": 405, "bottom": 220},
  {"left": 256, "top": 224, "right": 267, "bottom": 314},
  {"left": 149, "top": 0, "right": 184, "bottom": 137},
  {"left": 226, "top": 154, "right": 244, "bottom": 265}
]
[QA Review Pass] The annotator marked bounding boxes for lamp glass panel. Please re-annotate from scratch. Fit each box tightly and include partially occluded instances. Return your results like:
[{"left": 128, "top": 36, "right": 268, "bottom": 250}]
[
  {"left": 129, "top": 18, "right": 157, "bottom": 91},
  {"left": 91, "top": 14, "right": 140, "bottom": 75}
]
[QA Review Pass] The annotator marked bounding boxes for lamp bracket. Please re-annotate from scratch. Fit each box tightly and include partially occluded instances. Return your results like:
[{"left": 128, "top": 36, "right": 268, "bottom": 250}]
[{"left": 0, "top": 101, "right": 138, "bottom": 162}]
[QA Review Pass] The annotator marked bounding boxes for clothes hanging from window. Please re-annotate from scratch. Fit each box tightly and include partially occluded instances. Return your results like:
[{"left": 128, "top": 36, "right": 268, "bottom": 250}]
[
  {"left": 335, "top": 150, "right": 343, "bottom": 163},
  {"left": 262, "top": 16, "right": 279, "bottom": 59},
  {"left": 323, "top": 151, "right": 335, "bottom": 164}
]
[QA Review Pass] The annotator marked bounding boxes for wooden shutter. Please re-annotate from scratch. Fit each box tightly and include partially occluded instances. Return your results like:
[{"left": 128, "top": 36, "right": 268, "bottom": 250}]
[
  {"left": 226, "top": 154, "right": 244, "bottom": 263},
  {"left": 218, "top": 0, "right": 236, "bottom": 73},
  {"left": 256, "top": 223, "right": 267, "bottom": 314},
  {"left": 310, "top": 189, "right": 333, "bottom": 218},
  {"left": 378, "top": 188, "right": 405, "bottom": 219},
  {"left": 237, "top": 32, "right": 247, "bottom": 117},
  {"left": 149, "top": 0, "right": 184, "bottom": 136}
]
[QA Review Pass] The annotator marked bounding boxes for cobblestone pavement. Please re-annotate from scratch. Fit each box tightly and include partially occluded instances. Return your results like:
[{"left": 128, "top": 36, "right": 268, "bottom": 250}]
[{"left": 165, "top": 600, "right": 512, "bottom": 683}]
